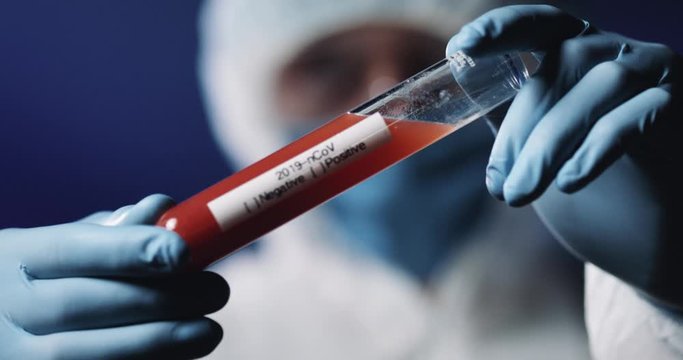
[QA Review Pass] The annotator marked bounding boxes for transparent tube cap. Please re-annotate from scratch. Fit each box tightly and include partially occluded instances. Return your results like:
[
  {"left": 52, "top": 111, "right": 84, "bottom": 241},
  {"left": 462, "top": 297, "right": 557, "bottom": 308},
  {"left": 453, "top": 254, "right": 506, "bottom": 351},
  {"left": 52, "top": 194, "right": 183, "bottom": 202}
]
[{"left": 351, "top": 51, "right": 534, "bottom": 129}]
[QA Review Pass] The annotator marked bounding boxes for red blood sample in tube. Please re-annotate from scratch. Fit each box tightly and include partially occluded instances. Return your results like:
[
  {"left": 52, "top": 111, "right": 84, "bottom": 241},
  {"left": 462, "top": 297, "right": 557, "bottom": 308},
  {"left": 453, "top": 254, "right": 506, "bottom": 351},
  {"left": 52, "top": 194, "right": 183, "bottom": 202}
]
[{"left": 156, "top": 113, "right": 456, "bottom": 269}]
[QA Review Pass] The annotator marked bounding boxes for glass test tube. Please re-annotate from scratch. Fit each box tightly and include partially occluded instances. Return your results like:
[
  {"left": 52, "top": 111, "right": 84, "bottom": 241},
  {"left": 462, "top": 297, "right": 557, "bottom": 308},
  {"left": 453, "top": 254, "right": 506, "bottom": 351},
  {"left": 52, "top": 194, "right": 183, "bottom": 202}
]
[{"left": 156, "top": 51, "right": 532, "bottom": 269}]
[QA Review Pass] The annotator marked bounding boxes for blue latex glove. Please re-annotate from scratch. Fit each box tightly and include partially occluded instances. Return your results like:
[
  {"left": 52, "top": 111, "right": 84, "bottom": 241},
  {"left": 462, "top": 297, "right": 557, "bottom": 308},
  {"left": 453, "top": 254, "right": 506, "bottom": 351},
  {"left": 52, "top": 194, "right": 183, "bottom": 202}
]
[
  {"left": 0, "top": 194, "right": 230, "bottom": 359},
  {"left": 447, "top": 6, "right": 683, "bottom": 308}
]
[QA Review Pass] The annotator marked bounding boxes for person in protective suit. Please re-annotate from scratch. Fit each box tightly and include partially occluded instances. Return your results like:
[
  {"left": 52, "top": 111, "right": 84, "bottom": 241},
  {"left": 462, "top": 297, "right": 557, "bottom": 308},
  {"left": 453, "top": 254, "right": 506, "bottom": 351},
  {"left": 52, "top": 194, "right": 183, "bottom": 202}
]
[{"left": 1, "top": 1, "right": 681, "bottom": 359}]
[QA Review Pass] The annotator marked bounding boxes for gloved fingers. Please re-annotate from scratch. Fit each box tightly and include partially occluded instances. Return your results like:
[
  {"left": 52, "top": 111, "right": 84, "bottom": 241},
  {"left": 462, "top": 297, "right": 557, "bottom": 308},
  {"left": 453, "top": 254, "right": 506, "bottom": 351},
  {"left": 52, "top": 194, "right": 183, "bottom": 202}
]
[
  {"left": 616, "top": 39, "right": 681, "bottom": 84},
  {"left": 96, "top": 205, "right": 134, "bottom": 226},
  {"left": 28, "top": 318, "right": 222, "bottom": 360},
  {"left": 486, "top": 60, "right": 558, "bottom": 200},
  {"left": 103, "top": 194, "right": 176, "bottom": 226},
  {"left": 16, "top": 271, "right": 229, "bottom": 335},
  {"left": 556, "top": 87, "right": 673, "bottom": 192},
  {"left": 502, "top": 60, "right": 649, "bottom": 206},
  {"left": 15, "top": 223, "right": 188, "bottom": 278},
  {"left": 446, "top": 5, "right": 590, "bottom": 58},
  {"left": 76, "top": 211, "right": 116, "bottom": 224},
  {"left": 74, "top": 194, "right": 175, "bottom": 226},
  {"left": 486, "top": 36, "right": 620, "bottom": 200}
]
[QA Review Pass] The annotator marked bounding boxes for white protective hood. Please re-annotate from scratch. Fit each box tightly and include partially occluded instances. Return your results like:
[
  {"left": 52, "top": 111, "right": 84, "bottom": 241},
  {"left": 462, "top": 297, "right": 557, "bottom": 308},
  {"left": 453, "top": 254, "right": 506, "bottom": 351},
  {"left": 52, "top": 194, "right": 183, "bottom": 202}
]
[{"left": 198, "top": 0, "right": 512, "bottom": 169}]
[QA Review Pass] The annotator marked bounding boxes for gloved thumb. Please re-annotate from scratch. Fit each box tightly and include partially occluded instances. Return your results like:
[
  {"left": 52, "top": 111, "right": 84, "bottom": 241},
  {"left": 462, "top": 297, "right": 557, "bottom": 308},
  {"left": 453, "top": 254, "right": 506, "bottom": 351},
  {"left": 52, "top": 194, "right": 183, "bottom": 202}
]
[{"left": 103, "top": 194, "right": 176, "bottom": 226}]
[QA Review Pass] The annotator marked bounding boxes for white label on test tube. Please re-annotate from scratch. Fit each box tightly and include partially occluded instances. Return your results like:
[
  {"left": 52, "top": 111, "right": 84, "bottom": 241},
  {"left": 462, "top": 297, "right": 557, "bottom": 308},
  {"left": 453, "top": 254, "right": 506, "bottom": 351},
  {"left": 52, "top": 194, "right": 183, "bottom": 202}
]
[{"left": 207, "top": 113, "right": 391, "bottom": 231}]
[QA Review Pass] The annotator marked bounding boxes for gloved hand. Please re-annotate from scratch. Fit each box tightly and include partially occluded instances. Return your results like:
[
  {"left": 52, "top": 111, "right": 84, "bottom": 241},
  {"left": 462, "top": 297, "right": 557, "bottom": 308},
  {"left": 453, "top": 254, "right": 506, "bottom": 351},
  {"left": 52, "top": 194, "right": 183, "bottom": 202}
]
[
  {"left": 0, "top": 194, "right": 230, "bottom": 359},
  {"left": 447, "top": 6, "right": 683, "bottom": 309}
]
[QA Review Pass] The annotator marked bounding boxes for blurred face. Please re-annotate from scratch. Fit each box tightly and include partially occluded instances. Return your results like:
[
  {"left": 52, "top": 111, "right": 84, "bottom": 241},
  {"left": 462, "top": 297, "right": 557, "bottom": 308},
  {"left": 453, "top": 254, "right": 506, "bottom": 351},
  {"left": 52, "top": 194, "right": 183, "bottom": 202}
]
[
  {"left": 269, "top": 23, "right": 493, "bottom": 278},
  {"left": 275, "top": 24, "right": 444, "bottom": 124}
]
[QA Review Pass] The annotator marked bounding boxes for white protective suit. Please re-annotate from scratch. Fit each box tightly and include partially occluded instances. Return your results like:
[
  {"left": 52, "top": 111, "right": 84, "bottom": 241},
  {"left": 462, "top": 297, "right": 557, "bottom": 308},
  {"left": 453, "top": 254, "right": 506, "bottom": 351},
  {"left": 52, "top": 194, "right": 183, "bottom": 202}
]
[{"left": 198, "top": 0, "right": 683, "bottom": 359}]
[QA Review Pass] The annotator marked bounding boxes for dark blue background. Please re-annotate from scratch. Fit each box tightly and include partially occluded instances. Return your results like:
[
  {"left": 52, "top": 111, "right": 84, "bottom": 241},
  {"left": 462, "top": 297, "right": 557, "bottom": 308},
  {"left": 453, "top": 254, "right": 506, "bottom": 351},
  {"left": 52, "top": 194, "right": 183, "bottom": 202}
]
[
  {"left": 1, "top": 1, "right": 681, "bottom": 228},
  {"left": 0, "top": 1, "right": 229, "bottom": 227}
]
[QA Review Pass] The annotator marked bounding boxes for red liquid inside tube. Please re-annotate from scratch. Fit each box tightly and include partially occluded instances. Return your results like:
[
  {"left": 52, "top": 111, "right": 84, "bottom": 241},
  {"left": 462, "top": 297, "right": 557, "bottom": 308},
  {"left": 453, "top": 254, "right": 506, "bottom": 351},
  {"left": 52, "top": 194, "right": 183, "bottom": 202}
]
[{"left": 157, "top": 113, "right": 456, "bottom": 269}]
